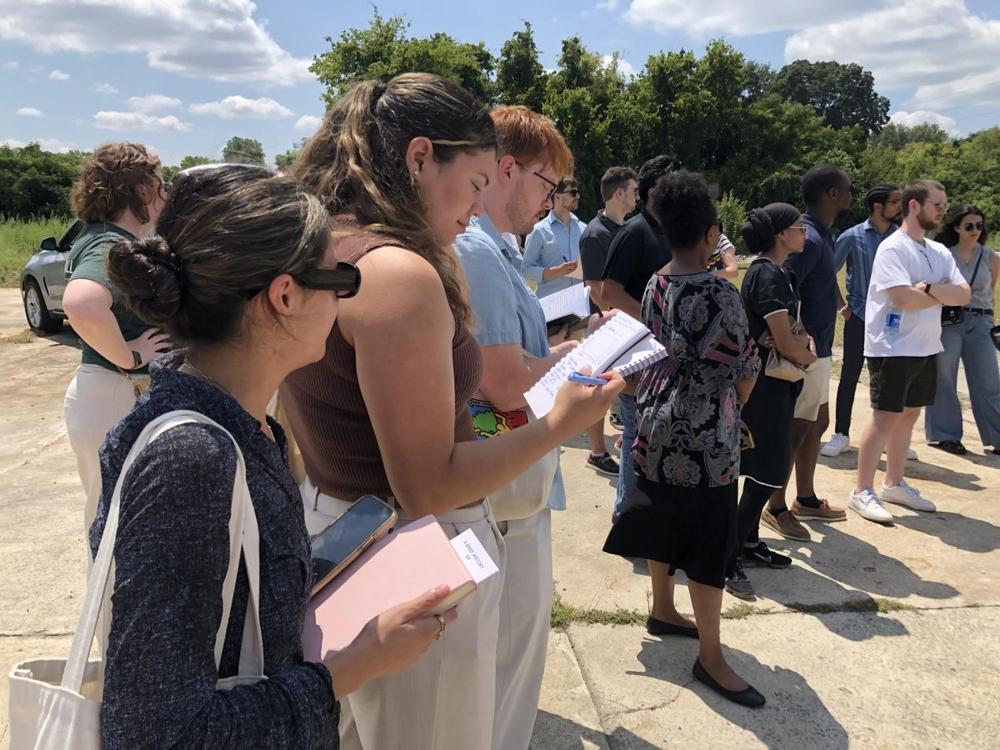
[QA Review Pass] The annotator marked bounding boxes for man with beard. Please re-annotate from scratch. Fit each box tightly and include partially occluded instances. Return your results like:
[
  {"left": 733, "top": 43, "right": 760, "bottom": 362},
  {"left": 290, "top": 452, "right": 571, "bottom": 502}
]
[
  {"left": 522, "top": 176, "right": 587, "bottom": 298},
  {"left": 822, "top": 183, "right": 903, "bottom": 458},
  {"left": 851, "top": 180, "right": 970, "bottom": 522},
  {"left": 763, "top": 165, "right": 853, "bottom": 542}
]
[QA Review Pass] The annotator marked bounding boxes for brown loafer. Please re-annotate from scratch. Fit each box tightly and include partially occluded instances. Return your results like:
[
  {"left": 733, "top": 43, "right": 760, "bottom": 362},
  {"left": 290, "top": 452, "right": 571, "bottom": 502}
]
[
  {"left": 761, "top": 507, "right": 812, "bottom": 542},
  {"left": 791, "top": 498, "right": 847, "bottom": 522}
]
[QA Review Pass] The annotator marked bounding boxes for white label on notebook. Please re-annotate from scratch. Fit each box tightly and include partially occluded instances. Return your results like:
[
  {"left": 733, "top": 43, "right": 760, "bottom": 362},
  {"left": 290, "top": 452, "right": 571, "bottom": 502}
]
[{"left": 450, "top": 529, "right": 500, "bottom": 585}]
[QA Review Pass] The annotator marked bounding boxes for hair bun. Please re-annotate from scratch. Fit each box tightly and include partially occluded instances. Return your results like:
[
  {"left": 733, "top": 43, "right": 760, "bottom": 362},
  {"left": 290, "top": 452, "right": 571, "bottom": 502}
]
[
  {"left": 741, "top": 209, "right": 777, "bottom": 254},
  {"left": 107, "top": 235, "right": 185, "bottom": 324}
]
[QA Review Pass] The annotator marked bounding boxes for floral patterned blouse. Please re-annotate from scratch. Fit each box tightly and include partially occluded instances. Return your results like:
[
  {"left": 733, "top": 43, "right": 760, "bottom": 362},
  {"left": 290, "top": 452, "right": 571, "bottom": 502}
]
[{"left": 633, "top": 271, "right": 760, "bottom": 489}]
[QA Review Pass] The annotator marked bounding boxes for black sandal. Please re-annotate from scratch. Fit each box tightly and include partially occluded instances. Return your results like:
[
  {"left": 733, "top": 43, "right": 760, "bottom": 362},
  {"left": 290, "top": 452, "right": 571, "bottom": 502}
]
[{"left": 930, "top": 440, "right": 967, "bottom": 455}]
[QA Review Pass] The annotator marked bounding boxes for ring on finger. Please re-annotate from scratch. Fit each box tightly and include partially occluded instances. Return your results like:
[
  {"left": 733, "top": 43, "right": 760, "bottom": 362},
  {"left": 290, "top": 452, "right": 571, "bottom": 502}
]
[{"left": 433, "top": 614, "right": 446, "bottom": 640}]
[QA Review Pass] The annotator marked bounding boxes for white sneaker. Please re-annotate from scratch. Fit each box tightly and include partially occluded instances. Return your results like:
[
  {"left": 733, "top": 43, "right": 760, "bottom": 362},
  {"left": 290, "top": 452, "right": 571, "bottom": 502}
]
[
  {"left": 821, "top": 433, "right": 850, "bottom": 457},
  {"left": 881, "top": 480, "right": 936, "bottom": 512},
  {"left": 883, "top": 447, "right": 918, "bottom": 460},
  {"left": 849, "top": 488, "right": 894, "bottom": 523}
]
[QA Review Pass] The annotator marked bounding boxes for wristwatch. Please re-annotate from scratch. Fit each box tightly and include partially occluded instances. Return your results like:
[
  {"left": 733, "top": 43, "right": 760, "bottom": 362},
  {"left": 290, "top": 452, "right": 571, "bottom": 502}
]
[
  {"left": 130, "top": 350, "right": 143, "bottom": 369},
  {"left": 924, "top": 283, "right": 933, "bottom": 296}
]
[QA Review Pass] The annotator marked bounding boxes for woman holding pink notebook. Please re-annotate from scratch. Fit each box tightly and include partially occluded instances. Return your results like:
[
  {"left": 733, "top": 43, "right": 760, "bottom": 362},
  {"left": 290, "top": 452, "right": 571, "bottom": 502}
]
[{"left": 283, "top": 73, "right": 623, "bottom": 750}]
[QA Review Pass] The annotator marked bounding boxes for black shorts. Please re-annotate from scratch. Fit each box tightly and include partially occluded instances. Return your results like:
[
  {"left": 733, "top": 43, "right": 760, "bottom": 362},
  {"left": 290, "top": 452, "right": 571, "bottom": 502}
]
[{"left": 867, "top": 355, "right": 938, "bottom": 412}]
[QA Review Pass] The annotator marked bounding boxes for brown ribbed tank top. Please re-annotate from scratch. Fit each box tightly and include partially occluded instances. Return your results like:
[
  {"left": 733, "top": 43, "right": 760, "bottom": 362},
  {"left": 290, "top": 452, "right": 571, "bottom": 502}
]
[{"left": 280, "top": 215, "right": 484, "bottom": 501}]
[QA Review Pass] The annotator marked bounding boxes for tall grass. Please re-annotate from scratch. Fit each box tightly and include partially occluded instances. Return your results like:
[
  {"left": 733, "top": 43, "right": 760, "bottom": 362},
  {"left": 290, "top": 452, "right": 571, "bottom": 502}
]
[{"left": 0, "top": 215, "right": 72, "bottom": 286}]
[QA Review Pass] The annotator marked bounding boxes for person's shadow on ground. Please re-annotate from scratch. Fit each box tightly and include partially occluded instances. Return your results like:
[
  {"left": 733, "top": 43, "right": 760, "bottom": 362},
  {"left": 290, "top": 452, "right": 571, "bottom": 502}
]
[
  {"left": 625, "top": 638, "right": 849, "bottom": 749},
  {"left": 817, "top": 452, "right": 986, "bottom": 492},
  {"left": 530, "top": 710, "right": 663, "bottom": 749},
  {"left": 891, "top": 510, "right": 1000, "bottom": 553}
]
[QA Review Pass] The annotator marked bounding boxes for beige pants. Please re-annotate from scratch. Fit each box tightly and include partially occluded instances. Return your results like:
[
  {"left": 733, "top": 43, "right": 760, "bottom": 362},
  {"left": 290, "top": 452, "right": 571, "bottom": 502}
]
[
  {"left": 63, "top": 364, "right": 148, "bottom": 537},
  {"left": 302, "top": 480, "right": 507, "bottom": 750},
  {"left": 493, "top": 509, "right": 552, "bottom": 750}
]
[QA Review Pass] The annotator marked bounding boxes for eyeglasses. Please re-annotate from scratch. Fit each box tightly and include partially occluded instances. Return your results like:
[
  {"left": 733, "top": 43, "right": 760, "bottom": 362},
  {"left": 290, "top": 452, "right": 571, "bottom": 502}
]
[
  {"left": 243, "top": 261, "right": 361, "bottom": 299},
  {"left": 787, "top": 224, "right": 808, "bottom": 234},
  {"left": 963, "top": 222, "right": 984, "bottom": 232},
  {"left": 514, "top": 160, "right": 558, "bottom": 202},
  {"left": 558, "top": 189, "right": 580, "bottom": 197}
]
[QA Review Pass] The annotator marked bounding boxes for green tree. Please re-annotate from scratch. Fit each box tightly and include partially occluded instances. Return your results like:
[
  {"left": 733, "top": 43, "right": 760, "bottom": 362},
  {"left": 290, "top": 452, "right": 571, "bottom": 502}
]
[
  {"left": 717, "top": 192, "right": 749, "bottom": 254},
  {"left": 275, "top": 138, "right": 308, "bottom": 171},
  {"left": 311, "top": 11, "right": 495, "bottom": 105},
  {"left": 496, "top": 21, "right": 547, "bottom": 110},
  {"left": 868, "top": 122, "right": 950, "bottom": 150},
  {"left": 0, "top": 143, "right": 85, "bottom": 218},
  {"left": 771, "top": 60, "right": 890, "bottom": 137},
  {"left": 222, "top": 137, "right": 265, "bottom": 165},
  {"left": 163, "top": 155, "right": 213, "bottom": 180}
]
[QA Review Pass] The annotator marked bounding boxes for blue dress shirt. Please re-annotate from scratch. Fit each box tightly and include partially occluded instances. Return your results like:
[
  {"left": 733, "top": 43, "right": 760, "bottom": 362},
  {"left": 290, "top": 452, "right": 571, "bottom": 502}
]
[
  {"left": 454, "top": 212, "right": 567, "bottom": 511},
  {"left": 522, "top": 210, "right": 588, "bottom": 298},
  {"left": 833, "top": 218, "right": 897, "bottom": 319}
]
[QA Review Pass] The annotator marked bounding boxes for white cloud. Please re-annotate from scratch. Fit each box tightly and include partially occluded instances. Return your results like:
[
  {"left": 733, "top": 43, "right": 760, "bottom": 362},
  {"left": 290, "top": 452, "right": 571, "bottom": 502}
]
[
  {"left": 16, "top": 107, "right": 43, "bottom": 117},
  {"left": 0, "top": 0, "right": 311, "bottom": 85},
  {"left": 1, "top": 61, "right": 18, "bottom": 70},
  {"left": 48, "top": 69, "right": 69, "bottom": 80},
  {"left": 1, "top": 137, "right": 76, "bottom": 153},
  {"left": 127, "top": 94, "right": 182, "bottom": 112},
  {"left": 94, "top": 111, "right": 192, "bottom": 132},
  {"left": 95, "top": 82, "right": 118, "bottom": 94},
  {"left": 189, "top": 95, "right": 293, "bottom": 119},
  {"left": 597, "top": 0, "right": 619, "bottom": 9},
  {"left": 912, "top": 68, "right": 1000, "bottom": 110},
  {"left": 623, "top": 0, "right": 878, "bottom": 35},
  {"left": 601, "top": 53, "right": 636, "bottom": 77},
  {"left": 295, "top": 114, "right": 322, "bottom": 131},
  {"left": 785, "top": 0, "right": 1000, "bottom": 96},
  {"left": 889, "top": 110, "right": 959, "bottom": 136}
]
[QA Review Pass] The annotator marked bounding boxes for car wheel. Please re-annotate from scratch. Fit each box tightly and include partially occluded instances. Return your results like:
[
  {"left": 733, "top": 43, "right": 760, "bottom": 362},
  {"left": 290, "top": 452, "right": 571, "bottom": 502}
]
[{"left": 23, "top": 278, "right": 63, "bottom": 333}]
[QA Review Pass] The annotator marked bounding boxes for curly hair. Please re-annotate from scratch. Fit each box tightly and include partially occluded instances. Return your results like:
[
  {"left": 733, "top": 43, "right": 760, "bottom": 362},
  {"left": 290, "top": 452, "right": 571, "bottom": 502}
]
[
  {"left": 651, "top": 170, "right": 718, "bottom": 249},
  {"left": 70, "top": 142, "right": 162, "bottom": 224}
]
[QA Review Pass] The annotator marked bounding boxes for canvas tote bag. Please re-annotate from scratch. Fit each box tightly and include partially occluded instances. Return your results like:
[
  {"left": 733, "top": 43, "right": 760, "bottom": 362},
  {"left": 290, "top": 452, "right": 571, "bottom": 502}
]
[{"left": 8, "top": 410, "right": 265, "bottom": 749}]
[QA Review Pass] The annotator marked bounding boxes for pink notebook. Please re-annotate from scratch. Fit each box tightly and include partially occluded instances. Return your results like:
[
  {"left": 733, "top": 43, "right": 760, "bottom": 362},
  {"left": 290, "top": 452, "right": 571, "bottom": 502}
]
[{"left": 302, "top": 515, "right": 477, "bottom": 661}]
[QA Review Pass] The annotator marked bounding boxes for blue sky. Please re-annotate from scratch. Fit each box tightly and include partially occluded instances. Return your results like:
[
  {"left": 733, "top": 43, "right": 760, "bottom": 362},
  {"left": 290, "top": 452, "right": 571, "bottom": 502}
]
[{"left": 2, "top": 0, "right": 999, "bottom": 166}]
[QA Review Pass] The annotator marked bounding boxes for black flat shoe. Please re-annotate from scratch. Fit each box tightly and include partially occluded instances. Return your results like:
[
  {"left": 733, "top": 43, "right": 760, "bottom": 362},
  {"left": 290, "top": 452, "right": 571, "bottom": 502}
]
[
  {"left": 646, "top": 616, "right": 699, "bottom": 639},
  {"left": 692, "top": 659, "right": 766, "bottom": 708},
  {"left": 930, "top": 440, "right": 967, "bottom": 455}
]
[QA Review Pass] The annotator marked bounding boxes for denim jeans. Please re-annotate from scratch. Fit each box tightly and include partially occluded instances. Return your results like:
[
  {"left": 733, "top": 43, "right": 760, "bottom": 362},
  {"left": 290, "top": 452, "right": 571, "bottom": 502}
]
[
  {"left": 614, "top": 393, "right": 638, "bottom": 513},
  {"left": 925, "top": 313, "right": 1000, "bottom": 447}
]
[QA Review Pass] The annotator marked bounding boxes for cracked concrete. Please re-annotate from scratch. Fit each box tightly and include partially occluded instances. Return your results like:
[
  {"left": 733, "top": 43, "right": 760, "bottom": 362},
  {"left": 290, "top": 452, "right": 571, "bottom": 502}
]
[{"left": 2, "top": 289, "right": 999, "bottom": 749}]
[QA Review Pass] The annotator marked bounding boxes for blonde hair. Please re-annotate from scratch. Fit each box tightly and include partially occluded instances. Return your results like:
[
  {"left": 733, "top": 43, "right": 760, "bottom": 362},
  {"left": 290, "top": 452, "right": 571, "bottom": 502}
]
[{"left": 292, "top": 73, "right": 497, "bottom": 327}]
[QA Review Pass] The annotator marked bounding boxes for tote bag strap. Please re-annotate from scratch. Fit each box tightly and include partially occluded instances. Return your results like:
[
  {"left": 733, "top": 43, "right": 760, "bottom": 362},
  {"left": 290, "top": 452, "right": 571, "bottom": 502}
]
[{"left": 61, "top": 410, "right": 263, "bottom": 692}]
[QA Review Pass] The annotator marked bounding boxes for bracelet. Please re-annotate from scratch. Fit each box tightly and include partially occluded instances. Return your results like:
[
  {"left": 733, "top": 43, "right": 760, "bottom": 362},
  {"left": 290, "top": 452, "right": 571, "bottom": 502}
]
[
  {"left": 924, "top": 283, "right": 933, "bottom": 296},
  {"left": 130, "top": 350, "right": 142, "bottom": 369}
]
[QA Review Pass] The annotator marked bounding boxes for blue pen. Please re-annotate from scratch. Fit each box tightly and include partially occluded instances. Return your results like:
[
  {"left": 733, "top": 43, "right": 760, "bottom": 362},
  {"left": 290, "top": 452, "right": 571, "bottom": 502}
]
[{"left": 568, "top": 371, "right": 608, "bottom": 387}]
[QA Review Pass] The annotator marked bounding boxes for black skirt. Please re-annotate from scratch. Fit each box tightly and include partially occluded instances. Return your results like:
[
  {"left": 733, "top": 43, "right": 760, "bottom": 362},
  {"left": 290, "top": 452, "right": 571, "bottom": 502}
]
[
  {"left": 740, "top": 369, "right": 802, "bottom": 488},
  {"left": 603, "top": 476, "right": 737, "bottom": 589}
]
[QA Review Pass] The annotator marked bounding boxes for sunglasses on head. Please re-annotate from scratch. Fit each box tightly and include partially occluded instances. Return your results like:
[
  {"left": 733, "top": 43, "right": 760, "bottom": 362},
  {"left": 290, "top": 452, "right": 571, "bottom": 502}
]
[
  {"left": 963, "top": 222, "right": 984, "bottom": 232},
  {"left": 243, "top": 261, "right": 361, "bottom": 299}
]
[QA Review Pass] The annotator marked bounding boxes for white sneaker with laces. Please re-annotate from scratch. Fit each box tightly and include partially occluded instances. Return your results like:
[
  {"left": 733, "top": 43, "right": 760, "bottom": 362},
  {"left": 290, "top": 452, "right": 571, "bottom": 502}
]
[
  {"left": 882, "top": 480, "right": 936, "bottom": 511},
  {"left": 849, "top": 488, "right": 894, "bottom": 523},
  {"left": 821, "top": 433, "right": 850, "bottom": 457}
]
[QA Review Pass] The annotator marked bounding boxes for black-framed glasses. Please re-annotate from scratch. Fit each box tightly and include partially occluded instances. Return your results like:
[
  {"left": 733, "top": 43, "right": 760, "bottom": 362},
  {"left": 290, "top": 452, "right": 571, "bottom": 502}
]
[
  {"left": 243, "top": 261, "right": 361, "bottom": 299},
  {"left": 514, "top": 160, "right": 558, "bottom": 202},
  {"left": 963, "top": 222, "right": 984, "bottom": 232}
]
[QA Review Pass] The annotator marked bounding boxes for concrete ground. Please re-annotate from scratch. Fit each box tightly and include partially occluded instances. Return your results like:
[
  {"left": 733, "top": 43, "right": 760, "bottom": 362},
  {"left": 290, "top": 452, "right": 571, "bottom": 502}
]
[{"left": 0, "top": 287, "right": 998, "bottom": 749}]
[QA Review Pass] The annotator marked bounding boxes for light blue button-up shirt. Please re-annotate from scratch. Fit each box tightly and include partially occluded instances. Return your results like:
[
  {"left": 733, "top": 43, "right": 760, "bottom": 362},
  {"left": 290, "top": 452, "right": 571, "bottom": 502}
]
[
  {"left": 522, "top": 210, "right": 588, "bottom": 298},
  {"left": 833, "top": 218, "right": 897, "bottom": 319},
  {"left": 454, "top": 212, "right": 567, "bottom": 511}
]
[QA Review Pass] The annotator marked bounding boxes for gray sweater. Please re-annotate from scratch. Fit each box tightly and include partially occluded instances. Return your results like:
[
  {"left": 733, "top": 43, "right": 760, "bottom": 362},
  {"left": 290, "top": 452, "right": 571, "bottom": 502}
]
[{"left": 90, "top": 352, "right": 339, "bottom": 748}]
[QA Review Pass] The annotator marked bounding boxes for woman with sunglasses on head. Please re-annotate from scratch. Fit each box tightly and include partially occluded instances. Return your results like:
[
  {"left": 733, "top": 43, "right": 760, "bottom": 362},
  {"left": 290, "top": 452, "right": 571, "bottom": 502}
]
[
  {"left": 926, "top": 205, "right": 1000, "bottom": 455},
  {"left": 94, "top": 165, "right": 458, "bottom": 749},
  {"left": 603, "top": 170, "right": 764, "bottom": 708},
  {"left": 284, "top": 73, "right": 622, "bottom": 750},
  {"left": 724, "top": 204, "right": 818, "bottom": 601},
  {"left": 62, "top": 142, "right": 173, "bottom": 539}
]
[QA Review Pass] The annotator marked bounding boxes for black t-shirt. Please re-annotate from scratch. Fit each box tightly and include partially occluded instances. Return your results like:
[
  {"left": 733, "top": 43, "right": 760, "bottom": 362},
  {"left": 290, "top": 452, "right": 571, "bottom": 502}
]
[
  {"left": 580, "top": 212, "right": 621, "bottom": 282},
  {"left": 740, "top": 257, "right": 800, "bottom": 352},
  {"left": 601, "top": 208, "right": 672, "bottom": 303}
]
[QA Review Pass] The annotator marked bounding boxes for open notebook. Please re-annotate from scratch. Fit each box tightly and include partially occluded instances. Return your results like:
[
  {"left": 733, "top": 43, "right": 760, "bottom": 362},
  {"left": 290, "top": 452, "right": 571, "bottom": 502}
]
[
  {"left": 302, "top": 515, "right": 498, "bottom": 660},
  {"left": 524, "top": 312, "right": 666, "bottom": 417}
]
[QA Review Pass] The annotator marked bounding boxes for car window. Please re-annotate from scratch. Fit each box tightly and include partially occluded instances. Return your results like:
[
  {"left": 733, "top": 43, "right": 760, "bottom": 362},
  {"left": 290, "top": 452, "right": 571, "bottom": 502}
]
[{"left": 58, "top": 219, "right": 84, "bottom": 249}]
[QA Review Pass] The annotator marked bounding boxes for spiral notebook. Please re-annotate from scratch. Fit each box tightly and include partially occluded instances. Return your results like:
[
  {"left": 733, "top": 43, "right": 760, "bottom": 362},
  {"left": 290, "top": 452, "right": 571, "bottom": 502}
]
[{"left": 524, "top": 312, "right": 666, "bottom": 417}]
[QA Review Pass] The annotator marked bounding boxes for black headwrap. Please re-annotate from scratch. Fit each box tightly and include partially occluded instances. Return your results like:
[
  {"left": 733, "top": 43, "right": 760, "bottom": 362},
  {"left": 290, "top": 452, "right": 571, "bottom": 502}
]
[{"left": 740, "top": 202, "right": 801, "bottom": 254}]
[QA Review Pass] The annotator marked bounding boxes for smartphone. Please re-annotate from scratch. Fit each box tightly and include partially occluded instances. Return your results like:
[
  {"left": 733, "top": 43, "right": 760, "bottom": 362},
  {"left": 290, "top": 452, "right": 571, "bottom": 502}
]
[{"left": 310, "top": 495, "right": 397, "bottom": 597}]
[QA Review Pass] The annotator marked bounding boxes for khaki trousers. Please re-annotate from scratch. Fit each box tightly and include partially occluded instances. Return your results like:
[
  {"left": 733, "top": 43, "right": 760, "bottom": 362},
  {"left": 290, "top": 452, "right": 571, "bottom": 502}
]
[
  {"left": 301, "top": 479, "right": 507, "bottom": 750},
  {"left": 493, "top": 509, "right": 552, "bottom": 750},
  {"left": 63, "top": 364, "right": 147, "bottom": 537}
]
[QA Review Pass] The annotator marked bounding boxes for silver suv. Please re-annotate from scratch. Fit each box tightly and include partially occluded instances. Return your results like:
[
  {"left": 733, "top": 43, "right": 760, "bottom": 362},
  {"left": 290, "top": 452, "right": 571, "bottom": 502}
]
[{"left": 19, "top": 220, "right": 82, "bottom": 333}]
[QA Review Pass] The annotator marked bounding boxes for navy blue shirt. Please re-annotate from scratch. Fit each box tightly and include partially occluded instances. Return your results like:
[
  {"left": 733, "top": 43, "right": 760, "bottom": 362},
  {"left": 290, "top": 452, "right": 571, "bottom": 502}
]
[
  {"left": 785, "top": 213, "right": 838, "bottom": 358},
  {"left": 91, "top": 352, "right": 339, "bottom": 749}
]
